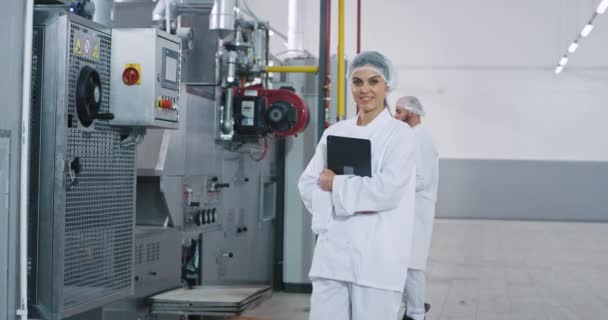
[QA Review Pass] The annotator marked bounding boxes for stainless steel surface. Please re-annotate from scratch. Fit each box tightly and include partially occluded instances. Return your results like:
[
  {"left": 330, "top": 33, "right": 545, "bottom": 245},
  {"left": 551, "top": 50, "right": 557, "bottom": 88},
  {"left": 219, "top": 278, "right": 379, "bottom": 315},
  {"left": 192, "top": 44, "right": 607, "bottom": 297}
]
[
  {"left": 133, "top": 227, "right": 181, "bottom": 298},
  {"left": 173, "top": 0, "right": 215, "bottom": 16},
  {"left": 31, "top": 13, "right": 136, "bottom": 319},
  {"left": 110, "top": 28, "right": 181, "bottom": 129},
  {"left": 179, "top": 14, "right": 219, "bottom": 85},
  {"left": 89, "top": 6, "right": 278, "bottom": 319},
  {"left": 252, "top": 28, "right": 266, "bottom": 68},
  {"left": 209, "top": 0, "right": 235, "bottom": 38},
  {"left": 149, "top": 285, "right": 272, "bottom": 316},
  {"left": 92, "top": 0, "right": 113, "bottom": 27}
]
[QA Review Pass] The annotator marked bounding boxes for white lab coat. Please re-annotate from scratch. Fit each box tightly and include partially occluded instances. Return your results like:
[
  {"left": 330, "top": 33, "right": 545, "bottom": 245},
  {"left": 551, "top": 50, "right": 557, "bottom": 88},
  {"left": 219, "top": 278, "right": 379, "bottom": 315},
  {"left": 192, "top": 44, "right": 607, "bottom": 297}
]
[
  {"left": 408, "top": 125, "right": 439, "bottom": 270},
  {"left": 298, "top": 109, "right": 417, "bottom": 292}
]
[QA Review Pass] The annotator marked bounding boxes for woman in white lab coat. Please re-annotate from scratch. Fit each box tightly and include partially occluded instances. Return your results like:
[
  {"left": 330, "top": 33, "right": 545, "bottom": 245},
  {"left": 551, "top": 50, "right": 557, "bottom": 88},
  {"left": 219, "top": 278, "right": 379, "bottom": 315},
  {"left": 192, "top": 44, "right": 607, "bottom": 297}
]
[
  {"left": 395, "top": 96, "right": 439, "bottom": 320},
  {"left": 298, "top": 51, "right": 418, "bottom": 320}
]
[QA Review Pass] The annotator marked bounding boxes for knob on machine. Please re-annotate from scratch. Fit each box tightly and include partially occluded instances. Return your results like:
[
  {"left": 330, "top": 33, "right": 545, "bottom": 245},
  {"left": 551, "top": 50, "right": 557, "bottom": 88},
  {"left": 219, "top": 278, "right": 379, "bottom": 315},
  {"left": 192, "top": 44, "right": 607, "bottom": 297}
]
[{"left": 76, "top": 66, "right": 114, "bottom": 127}]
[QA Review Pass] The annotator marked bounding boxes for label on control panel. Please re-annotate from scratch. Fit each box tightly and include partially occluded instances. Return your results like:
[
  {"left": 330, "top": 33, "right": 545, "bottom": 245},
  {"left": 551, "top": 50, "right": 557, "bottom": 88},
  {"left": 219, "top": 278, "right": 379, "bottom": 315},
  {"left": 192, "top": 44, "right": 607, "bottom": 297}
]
[{"left": 241, "top": 100, "right": 255, "bottom": 126}]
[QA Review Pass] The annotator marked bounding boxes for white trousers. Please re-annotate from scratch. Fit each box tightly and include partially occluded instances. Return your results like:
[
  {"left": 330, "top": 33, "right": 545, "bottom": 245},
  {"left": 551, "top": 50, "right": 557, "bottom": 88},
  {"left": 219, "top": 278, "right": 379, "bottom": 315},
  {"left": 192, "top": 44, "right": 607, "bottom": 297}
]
[
  {"left": 309, "top": 278, "right": 401, "bottom": 320},
  {"left": 403, "top": 269, "right": 426, "bottom": 320}
]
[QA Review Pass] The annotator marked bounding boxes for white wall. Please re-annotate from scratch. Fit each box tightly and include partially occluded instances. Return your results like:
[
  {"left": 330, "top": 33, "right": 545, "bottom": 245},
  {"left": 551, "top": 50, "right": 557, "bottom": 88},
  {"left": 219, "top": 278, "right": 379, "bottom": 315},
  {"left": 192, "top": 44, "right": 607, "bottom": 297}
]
[{"left": 247, "top": 0, "right": 608, "bottom": 161}]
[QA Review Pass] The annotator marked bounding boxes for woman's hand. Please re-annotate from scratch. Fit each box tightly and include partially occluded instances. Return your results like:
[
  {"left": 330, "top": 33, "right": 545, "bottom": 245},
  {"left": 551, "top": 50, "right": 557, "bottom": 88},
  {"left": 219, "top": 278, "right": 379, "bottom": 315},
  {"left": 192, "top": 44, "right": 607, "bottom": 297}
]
[{"left": 318, "top": 169, "right": 336, "bottom": 192}]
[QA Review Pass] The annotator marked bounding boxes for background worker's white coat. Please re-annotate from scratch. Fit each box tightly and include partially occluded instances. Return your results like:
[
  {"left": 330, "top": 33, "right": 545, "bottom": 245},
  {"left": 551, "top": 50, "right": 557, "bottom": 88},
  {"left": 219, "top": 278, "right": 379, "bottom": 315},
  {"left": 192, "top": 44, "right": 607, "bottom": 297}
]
[
  {"left": 408, "top": 124, "right": 439, "bottom": 270},
  {"left": 298, "top": 110, "right": 417, "bottom": 292}
]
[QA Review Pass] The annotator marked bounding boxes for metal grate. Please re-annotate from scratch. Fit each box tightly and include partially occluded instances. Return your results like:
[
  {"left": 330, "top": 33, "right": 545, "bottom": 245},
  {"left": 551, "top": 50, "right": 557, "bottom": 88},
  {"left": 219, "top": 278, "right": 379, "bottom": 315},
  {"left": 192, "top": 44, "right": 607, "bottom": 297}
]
[
  {"left": 146, "top": 242, "right": 160, "bottom": 263},
  {"left": 62, "top": 22, "right": 135, "bottom": 309},
  {"left": 135, "top": 244, "right": 144, "bottom": 265}
]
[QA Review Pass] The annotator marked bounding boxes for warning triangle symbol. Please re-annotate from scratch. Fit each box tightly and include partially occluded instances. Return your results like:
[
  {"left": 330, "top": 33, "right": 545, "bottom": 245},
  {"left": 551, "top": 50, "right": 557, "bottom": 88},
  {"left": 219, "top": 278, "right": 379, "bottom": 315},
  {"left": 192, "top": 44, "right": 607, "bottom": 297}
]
[
  {"left": 73, "top": 37, "right": 82, "bottom": 55},
  {"left": 92, "top": 41, "right": 100, "bottom": 60}
]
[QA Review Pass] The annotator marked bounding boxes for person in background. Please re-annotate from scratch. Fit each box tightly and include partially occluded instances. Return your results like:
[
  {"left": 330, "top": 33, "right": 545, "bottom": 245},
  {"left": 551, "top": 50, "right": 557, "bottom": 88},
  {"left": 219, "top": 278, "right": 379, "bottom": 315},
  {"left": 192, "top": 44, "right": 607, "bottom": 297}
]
[
  {"left": 395, "top": 96, "right": 439, "bottom": 320},
  {"left": 298, "top": 51, "right": 417, "bottom": 320}
]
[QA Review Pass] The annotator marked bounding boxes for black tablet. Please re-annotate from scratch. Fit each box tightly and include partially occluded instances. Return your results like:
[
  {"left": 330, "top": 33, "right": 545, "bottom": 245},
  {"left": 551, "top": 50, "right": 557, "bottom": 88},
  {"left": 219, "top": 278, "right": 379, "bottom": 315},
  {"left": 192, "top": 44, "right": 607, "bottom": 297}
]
[{"left": 327, "top": 135, "right": 372, "bottom": 177}]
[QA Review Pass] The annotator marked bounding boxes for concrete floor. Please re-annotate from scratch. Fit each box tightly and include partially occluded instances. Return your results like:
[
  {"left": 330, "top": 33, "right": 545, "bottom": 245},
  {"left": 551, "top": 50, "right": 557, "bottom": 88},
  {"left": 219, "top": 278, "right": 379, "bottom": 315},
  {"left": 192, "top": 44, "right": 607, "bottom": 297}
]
[{"left": 237, "top": 219, "right": 608, "bottom": 320}]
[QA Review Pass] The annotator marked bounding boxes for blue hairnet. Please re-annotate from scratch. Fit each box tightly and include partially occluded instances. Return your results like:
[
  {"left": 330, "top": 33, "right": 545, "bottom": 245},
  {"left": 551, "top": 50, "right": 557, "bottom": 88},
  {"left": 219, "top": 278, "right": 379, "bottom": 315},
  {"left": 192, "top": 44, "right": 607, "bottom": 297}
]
[{"left": 348, "top": 51, "right": 398, "bottom": 92}]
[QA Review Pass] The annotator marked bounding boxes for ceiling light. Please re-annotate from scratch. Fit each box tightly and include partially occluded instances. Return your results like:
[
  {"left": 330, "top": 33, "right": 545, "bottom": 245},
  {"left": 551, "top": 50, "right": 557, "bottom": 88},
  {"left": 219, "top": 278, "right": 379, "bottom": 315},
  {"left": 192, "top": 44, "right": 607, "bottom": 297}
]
[
  {"left": 581, "top": 24, "right": 594, "bottom": 37},
  {"left": 568, "top": 42, "right": 579, "bottom": 53},
  {"left": 597, "top": 0, "right": 608, "bottom": 14},
  {"left": 555, "top": 66, "right": 564, "bottom": 74},
  {"left": 559, "top": 56, "right": 568, "bottom": 66}
]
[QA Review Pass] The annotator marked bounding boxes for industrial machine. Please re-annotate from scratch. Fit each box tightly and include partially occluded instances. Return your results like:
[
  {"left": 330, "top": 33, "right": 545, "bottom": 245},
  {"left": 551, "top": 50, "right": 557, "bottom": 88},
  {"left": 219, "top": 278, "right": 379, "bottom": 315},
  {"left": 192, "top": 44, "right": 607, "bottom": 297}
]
[
  {"left": 26, "top": 0, "right": 315, "bottom": 319},
  {"left": 210, "top": 0, "right": 309, "bottom": 142},
  {"left": 29, "top": 12, "right": 136, "bottom": 319}
]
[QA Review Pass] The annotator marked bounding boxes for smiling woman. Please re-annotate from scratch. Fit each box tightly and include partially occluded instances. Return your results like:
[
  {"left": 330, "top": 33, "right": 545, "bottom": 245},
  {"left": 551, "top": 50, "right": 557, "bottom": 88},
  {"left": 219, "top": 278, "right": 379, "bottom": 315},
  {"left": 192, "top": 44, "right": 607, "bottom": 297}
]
[
  {"left": 298, "top": 51, "right": 418, "bottom": 320},
  {"left": 347, "top": 51, "right": 397, "bottom": 126}
]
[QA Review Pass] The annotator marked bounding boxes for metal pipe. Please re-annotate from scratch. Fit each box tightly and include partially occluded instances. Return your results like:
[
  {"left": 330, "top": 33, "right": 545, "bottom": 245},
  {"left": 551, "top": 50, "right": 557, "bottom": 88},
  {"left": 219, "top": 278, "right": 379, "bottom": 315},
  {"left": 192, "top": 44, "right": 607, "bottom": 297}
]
[
  {"left": 152, "top": 0, "right": 166, "bottom": 22},
  {"left": 165, "top": 0, "right": 171, "bottom": 32},
  {"left": 17, "top": 0, "right": 34, "bottom": 318},
  {"left": 209, "top": 0, "right": 236, "bottom": 38},
  {"left": 222, "top": 88, "right": 234, "bottom": 134},
  {"left": 265, "top": 65, "right": 319, "bottom": 73},
  {"left": 92, "top": 0, "right": 113, "bottom": 26},
  {"left": 357, "top": 0, "right": 361, "bottom": 53},
  {"left": 264, "top": 25, "right": 270, "bottom": 88},
  {"left": 287, "top": 0, "right": 305, "bottom": 54},
  {"left": 324, "top": 0, "right": 331, "bottom": 126},
  {"left": 337, "top": 0, "right": 345, "bottom": 119},
  {"left": 317, "top": 0, "right": 329, "bottom": 141}
]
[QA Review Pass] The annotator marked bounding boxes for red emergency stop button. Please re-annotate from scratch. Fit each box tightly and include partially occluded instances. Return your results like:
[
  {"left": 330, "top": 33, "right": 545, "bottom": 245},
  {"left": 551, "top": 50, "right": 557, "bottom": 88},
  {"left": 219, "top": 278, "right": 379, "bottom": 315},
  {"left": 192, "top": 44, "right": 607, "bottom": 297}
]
[
  {"left": 159, "top": 98, "right": 173, "bottom": 109},
  {"left": 122, "top": 67, "right": 140, "bottom": 85}
]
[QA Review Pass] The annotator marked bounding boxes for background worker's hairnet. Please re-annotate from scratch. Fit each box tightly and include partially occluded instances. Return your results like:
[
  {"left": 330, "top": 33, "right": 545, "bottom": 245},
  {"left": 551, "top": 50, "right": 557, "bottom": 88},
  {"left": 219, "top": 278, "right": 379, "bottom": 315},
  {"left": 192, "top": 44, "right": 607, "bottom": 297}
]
[
  {"left": 348, "top": 51, "right": 398, "bottom": 92},
  {"left": 396, "top": 96, "right": 425, "bottom": 116}
]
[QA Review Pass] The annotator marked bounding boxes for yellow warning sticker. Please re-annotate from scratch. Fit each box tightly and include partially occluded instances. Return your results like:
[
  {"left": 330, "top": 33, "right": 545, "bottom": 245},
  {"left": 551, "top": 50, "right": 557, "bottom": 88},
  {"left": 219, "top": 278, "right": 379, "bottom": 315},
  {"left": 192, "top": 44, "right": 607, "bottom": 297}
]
[
  {"left": 125, "top": 63, "right": 142, "bottom": 85},
  {"left": 92, "top": 41, "right": 100, "bottom": 60},
  {"left": 73, "top": 37, "right": 82, "bottom": 55}
]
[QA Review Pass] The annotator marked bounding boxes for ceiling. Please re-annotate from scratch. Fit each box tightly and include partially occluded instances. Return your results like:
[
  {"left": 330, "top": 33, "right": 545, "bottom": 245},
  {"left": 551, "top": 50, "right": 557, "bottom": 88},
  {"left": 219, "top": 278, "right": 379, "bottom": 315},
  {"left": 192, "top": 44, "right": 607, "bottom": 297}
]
[{"left": 361, "top": 0, "right": 608, "bottom": 68}]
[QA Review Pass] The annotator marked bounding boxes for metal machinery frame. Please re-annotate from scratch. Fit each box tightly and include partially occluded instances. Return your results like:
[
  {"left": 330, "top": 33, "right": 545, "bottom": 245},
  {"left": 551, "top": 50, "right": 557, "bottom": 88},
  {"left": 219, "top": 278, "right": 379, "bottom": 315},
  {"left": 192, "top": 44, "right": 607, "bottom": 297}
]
[
  {"left": 29, "top": 12, "right": 137, "bottom": 319},
  {"left": 22, "top": 0, "right": 319, "bottom": 318}
]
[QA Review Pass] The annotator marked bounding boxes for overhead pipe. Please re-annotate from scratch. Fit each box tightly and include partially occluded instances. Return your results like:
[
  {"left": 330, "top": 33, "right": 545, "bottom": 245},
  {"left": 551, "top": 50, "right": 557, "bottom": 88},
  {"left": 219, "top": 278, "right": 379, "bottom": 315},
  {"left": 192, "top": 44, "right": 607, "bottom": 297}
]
[
  {"left": 287, "top": 0, "right": 305, "bottom": 54},
  {"left": 17, "top": 0, "right": 34, "bottom": 319},
  {"left": 265, "top": 65, "right": 318, "bottom": 73},
  {"left": 337, "top": 0, "right": 345, "bottom": 120}
]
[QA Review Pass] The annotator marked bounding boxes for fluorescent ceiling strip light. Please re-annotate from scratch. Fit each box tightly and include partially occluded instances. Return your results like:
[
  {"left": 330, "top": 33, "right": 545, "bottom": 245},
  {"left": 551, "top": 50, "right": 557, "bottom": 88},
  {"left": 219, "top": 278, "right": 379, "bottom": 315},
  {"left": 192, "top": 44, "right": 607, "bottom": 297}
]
[
  {"left": 597, "top": 0, "right": 608, "bottom": 14},
  {"left": 581, "top": 24, "right": 594, "bottom": 37}
]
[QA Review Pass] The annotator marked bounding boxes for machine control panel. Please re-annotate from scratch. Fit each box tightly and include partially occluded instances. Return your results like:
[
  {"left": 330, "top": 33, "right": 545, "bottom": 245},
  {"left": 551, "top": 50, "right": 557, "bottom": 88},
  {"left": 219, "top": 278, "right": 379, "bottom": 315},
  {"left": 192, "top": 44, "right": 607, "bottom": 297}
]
[
  {"left": 183, "top": 176, "right": 223, "bottom": 232},
  {"left": 110, "top": 28, "right": 181, "bottom": 129}
]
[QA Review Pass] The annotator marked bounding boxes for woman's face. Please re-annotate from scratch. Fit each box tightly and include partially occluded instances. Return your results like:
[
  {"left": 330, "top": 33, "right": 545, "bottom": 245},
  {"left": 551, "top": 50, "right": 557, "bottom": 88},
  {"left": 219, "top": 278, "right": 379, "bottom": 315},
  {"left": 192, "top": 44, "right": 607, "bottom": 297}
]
[{"left": 351, "top": 68, "right": 389, "bottom": 114}]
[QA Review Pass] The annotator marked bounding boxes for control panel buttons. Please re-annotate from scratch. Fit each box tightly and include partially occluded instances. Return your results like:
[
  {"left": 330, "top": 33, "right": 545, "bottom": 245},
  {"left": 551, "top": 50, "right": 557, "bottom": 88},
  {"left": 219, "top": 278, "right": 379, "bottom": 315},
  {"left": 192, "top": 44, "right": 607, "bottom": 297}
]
[
  {"left": 158, "top": 97, "right": 173, "bottom": 109},
  {"left": 122, "top": 67, "right": 140, "bottom": 85}
]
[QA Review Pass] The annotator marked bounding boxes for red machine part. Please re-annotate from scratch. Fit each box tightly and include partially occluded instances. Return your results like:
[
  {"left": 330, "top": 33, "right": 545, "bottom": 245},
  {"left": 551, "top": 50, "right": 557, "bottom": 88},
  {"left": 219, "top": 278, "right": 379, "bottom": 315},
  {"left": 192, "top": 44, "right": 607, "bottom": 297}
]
[
  {"left": 122, "top": 67, "right": 140, "bottom": 85},
  {"left": 234, "top": 87, "right": 309, "bottom": 137}
]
